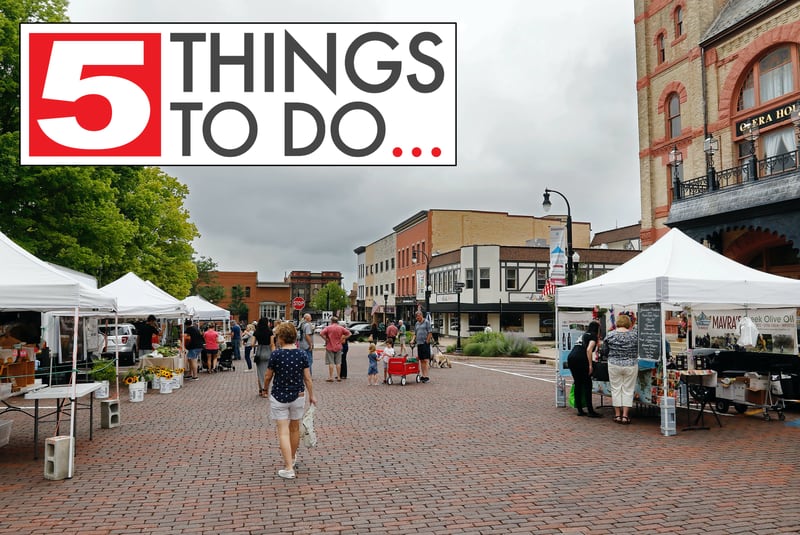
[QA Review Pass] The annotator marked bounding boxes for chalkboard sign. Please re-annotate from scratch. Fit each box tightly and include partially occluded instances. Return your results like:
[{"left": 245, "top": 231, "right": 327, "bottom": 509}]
[{"left": 637, "top": 303, "right": 662, "bottom": 360}]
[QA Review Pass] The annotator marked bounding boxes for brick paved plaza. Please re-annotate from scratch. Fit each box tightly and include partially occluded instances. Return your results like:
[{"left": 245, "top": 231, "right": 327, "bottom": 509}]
[{"left": 1, "top": 340, "right": 799, "bottom": 534}]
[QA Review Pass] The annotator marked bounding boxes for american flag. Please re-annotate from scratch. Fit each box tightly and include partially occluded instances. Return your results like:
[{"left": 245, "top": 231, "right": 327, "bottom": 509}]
[
  {"left": 371, "top": 300, "right": 380, "bottom": 315},
  {"left": 542, "top": 278, "right": 556, "bottom": 298}
]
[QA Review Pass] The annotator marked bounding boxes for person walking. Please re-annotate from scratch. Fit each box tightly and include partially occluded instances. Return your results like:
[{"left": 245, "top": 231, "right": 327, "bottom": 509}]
[
  {"left": 254, "top": 318, "right": 273, "bottom": 397},
  {"left": 367, "top": 343, "right": 380, "bottom": 385},
  {"left": 203, "top": 323, "right": 221, "bottom": 373},
  {"left": 605, "top": 312, "right": 639, "bottom": 424},
  {"left": 297, "top": 313, "right": 314, "bottom": 374},
  {"left": 231, "top": 321, "right": 242, "bottom": 361},
  {"left": 370, "top": 322, "right": 379, "bottom": 344},
  {"left": 262, "top": 321, "right": 316, "bottom": 479},
  {"left": 567, "top": 321, "right": 601, "bottom": 418},
  {"left": 242, "top": 323, "right": 255, "bottom": 372},
  {"left": 319, "top": 316, "right": 351, "bottom": 382},
  {"left": 385, "top": 321, "right": 398, "bottom": 346},
  {"left": 183, "top": 319, "right": 204, "bottom": 380},
  {"left": 397, "top": 319, "right": 408, "bottom": 356},
  {"left": 412, "top": 311, "right": 433, "bottom": 383}
]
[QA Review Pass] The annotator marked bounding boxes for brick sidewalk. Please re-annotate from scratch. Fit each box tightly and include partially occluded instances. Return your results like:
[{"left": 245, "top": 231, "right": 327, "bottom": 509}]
[{"left": 1, "top": 342, "right": 799, "bottom": 534}]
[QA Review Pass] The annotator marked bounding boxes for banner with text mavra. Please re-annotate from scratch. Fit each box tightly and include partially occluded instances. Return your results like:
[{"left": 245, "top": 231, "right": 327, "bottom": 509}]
[{"left": 692, "top": 308, "right": 798, "bottom": 354}]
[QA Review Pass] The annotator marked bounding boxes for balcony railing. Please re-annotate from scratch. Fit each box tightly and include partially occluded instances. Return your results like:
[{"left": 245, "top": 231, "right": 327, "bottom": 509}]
[{"left": 674, "top": 149, "right": 800, "bottom": 201}]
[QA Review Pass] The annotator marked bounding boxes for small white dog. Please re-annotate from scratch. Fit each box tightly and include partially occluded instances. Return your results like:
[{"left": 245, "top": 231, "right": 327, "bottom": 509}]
[{"left": 432, "top": 351, "right": 452, "bottom": 368}]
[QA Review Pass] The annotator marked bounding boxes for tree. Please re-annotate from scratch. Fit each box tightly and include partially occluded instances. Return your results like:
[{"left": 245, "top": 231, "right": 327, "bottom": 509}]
[
  {"left": 0, "top": 1, "right": 200, "bottom": 298},
  {"left": 192, "top": 257, "right": 224, "bottom": 302},
  {"left": 310, "top": 282, "right": 348, "bottom": 314},
  {"left": 228, "top": 284, "right": 248, "bottom": 321}
]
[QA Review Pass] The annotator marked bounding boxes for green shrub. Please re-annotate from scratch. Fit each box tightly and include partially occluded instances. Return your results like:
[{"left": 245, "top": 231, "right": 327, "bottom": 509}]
[
  {"left": 89, "top": 358, "right": 117, "bottom": 382},
  {"left": 505, "top": 333, "right": 536, "bottom": 356},
  {"left": 463, "top": 343, "right": 483, "bottom": 356},
  {"left": 480, "top": 339, "right": 503, "bottom": 356}
]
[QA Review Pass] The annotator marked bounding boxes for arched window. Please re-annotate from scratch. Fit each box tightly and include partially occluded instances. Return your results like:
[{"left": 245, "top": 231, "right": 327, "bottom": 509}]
[
  {"left": 657, "top": 33, "right": 666, "bottom": 64},
  {"left": 674, "top": 6, "right": 683, "bottom": 37},
  {"left": 667, "top": 93, "right": 681, "bottom": 138},
  {"left": 737, "top": 45, "right": 797, "bottom": 111}
]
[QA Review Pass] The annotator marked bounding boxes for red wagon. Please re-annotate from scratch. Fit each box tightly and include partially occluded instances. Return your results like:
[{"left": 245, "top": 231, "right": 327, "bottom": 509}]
[{"left": 386, "top": 355, "right": 421, "bottom": 386}]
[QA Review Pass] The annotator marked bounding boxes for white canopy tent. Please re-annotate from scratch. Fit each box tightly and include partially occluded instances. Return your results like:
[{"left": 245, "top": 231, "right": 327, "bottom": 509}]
[
  {"left": 556, "top": 228, "right": 800, "bottom": 435},
  {"left": 100, "top": 272, "right": 188, "bottom": 318},
  {"left": 557, "top": 228, "right": 800, "bottom": 309},
  {"left": 0, "top": 232, "right": 116, "bottom": 313},
  {"left": 181, "top": 295, "right": 230, "bottom": 323},
  {"left": 0, "top": 231, "right": 117, "bottom": 477}
]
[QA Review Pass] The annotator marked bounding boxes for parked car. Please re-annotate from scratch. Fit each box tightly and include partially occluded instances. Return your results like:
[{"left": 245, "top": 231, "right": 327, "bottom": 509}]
[
  {"left": 99, "top": 323, "right": 138, "bottom": 365},
  {"left": 347, "top": 323, "right": 372, "bottom": 342}
]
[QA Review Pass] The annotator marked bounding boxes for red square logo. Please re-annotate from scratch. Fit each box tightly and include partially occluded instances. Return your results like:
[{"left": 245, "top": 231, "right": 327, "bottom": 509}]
[{"left": 27, "top": 33, "right": 161, "bottom": 157}]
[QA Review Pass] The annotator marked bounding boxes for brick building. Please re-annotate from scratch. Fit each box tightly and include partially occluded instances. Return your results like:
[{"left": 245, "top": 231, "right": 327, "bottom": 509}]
[
  {"left": 209, "top": 271, "right": 289, "bottom": 324},
  {"left": 635, "top": 0, "right": 800, "bottom": 278}
]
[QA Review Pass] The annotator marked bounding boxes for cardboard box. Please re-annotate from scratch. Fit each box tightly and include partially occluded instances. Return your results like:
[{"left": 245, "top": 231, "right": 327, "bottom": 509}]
[
  {"left": 745, "top": 388, "right": 769, "bottom": 405},
  {"left": 717, "top": 380, "right": 746, "bottom": 402},
  {"left": 746, "top": 377, "right": 769, "bottom": 391}
]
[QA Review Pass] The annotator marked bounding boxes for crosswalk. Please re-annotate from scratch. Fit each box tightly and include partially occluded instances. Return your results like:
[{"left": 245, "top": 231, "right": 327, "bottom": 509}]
[{"left": 453, "top": 359, "right": 558, "bottom": 383}]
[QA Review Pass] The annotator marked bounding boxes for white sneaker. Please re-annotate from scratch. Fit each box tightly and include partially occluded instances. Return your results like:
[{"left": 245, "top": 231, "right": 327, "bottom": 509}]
[
  {"left": 278, "top": 469, "right": 296, "bottom": 479},
  {"left": 243, "top": 368, "right": 253, "bottom": 372}
]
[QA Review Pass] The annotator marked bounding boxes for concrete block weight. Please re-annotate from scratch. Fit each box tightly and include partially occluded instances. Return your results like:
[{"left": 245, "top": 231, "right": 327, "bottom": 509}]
[
  {"left": 101, "top": 399, "right": 120, "bottom": 429},
  {"left": 44, "top": 436, "right": 74, "bottom": 480}
]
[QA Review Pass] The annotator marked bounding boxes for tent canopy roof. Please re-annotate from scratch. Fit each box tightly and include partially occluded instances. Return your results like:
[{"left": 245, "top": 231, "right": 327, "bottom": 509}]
[
  {"left": 100, "top": 272, "right": 187, "bottom": 317},
  {"left": 557, "top": 228, "right": 800, "bottom": 310},
  {"left": 0, "top": 231, "right": 116, "bottom": 312},
  {"left": 181, "top": 295, "right": 230, "bottom": 321}
]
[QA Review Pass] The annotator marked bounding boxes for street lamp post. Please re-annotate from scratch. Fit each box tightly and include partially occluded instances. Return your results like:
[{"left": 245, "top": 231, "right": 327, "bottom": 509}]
[
  {"left": 704, "top": 136, "right": 719, "bottom": 191},
  {"left": 542, "top": 188, "right": 575, "bottom": 286},
  {"left": 383, "top": 290, "right": 389, "bottom": 325},
  {"left": 411, "top": 247, "right": 431, "bottom": 315},
  {"left": 743, "top": 120, "right": 760, "bottom": 180},
  {"left": 669, "top": 145, "right": 683, "bottom": 200}
]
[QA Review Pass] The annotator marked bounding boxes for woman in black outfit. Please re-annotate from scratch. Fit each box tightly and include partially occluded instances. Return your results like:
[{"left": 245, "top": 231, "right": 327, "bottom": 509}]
[
  {"left": 253, "top": 317, "right": 273, "bottom": 397},
  {"left": 567, "top": 321, "right": 602, "bottom": 418}
]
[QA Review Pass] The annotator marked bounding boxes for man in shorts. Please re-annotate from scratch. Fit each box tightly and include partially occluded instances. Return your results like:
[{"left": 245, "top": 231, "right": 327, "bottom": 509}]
[
  {"left": 319, "top": 316, "right": 351, "bottom": 382},
  {"left": 297, "top": 313, "right": 315, "bottom": 373},
  {"left": 397, "top": 319, "right": 408, "bottom": 356},
  {"left": 413, "top": 311, "right": 433, "bottom": 383},
  {"left": 183, "top": 319, "right": 204, "bottom": 380}
]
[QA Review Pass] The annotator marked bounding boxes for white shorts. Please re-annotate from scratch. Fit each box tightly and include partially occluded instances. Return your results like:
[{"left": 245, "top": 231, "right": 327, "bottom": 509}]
[{"left": 269, "top": 394, "right": 305, "bottom": 420}]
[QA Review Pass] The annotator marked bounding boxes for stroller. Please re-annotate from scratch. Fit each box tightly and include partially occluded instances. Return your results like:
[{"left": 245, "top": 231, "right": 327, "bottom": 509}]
[{"left": 216, "top": 347, "right": 235, "bottom": 371}]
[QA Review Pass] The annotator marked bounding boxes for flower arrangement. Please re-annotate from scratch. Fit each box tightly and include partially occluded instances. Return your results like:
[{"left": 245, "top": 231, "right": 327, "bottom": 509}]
[{"left": 122, "top": 369, "right": 142, "bottom": 385}]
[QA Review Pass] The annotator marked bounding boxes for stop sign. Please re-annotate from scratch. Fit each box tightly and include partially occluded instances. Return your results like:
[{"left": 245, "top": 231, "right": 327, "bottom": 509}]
[{"left": 292, "top": 297, "right": 305, "bottom": 310}]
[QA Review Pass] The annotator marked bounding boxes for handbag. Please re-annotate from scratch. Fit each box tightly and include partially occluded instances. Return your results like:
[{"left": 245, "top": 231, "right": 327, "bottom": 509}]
[
  {"left": 592, "top": 361, "right": 610, "bottom": 382},
  {"left": 300, "top": 405, "right": 317, "bottom": 448}
]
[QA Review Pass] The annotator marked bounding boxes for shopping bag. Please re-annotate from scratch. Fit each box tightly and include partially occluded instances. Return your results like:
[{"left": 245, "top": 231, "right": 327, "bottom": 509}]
[
  {"left": 300, "top": 405, "right": 317, "bottom": 448},
  {"left": 568, "top": 384, "right": 575, "bottom": 408}
]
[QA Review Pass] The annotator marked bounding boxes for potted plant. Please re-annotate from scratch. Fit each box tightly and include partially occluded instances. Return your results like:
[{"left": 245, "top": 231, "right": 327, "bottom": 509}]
[{"left": 89, "top": 358, "right": 116, "bottom": 398}]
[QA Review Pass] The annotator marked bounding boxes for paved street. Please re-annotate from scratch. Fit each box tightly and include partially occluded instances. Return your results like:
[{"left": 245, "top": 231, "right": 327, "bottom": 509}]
[{"left": 1, "top": 339, "right": 799, "bottom": 534}]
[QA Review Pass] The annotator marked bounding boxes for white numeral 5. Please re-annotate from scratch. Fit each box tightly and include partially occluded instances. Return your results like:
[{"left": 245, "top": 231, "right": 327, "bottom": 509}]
[{"left": 38, "top": 41, "right": 150, "bottom": 150}]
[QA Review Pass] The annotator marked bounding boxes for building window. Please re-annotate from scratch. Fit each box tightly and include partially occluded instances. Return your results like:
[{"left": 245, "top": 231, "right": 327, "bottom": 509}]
[
  {"left": 245, "top": 286, "right": 251, "bottom": 298},
  {"left": 667, "top": 93, "right": 681, "bottom": 138},
  {"left": 536, "top": 268, "right": 547, "bottom": 292},
  {"left": 738, "top": 46, "right": 796, "bottom": 111},
  {"left": 391, "top": 283, "right": 395, "bottom": 294},
  {"left": 391, "top": 257, "right": 395, "bottom": 269},
  {"left": 657, "top": 33, "right": 666, "bottom": 64},
  {"left": 506, "top": 268, "right": 518, "bottom": 290},
  {"left": 674, "top": 6, "right": 683, "bottom": 37},
  {"left": 260, "top": 304, "right": 283, "bottom": 320},
  {"left": 479, "top": 268, "right": 490, "bottom": 289},
  {"left": 465, "top": 268, "right": 474, "bottom": 289}
]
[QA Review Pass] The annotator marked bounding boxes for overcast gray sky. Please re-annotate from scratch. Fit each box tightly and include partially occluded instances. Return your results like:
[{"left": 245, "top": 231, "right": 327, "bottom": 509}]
[{"left": 66, "top": 0, "right": 640, "bottom": 290}]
